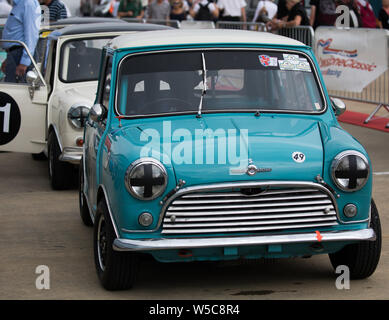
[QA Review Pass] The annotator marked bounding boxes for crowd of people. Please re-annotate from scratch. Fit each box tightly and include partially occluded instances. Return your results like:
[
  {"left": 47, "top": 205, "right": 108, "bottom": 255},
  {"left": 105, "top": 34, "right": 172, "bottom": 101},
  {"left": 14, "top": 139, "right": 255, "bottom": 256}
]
[{"left": 78, "top": 0, "right": 389, "bottom": 30}]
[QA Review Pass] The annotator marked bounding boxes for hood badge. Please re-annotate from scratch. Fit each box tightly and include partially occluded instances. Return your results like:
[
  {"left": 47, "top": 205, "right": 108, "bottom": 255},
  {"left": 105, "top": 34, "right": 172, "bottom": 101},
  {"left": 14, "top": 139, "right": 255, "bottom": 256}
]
[
  {"left": 246, "top": 159, "right": 272, "bottom": 176},
  {"left": 229, "top": 159, "right": 272, "bottom": 176}
]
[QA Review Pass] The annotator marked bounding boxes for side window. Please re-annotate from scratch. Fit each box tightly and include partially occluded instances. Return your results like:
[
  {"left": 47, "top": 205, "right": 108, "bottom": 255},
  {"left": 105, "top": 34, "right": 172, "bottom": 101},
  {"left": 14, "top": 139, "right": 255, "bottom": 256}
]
[{"left": 101, "top": 56, "right": 112, "bottom": 109}]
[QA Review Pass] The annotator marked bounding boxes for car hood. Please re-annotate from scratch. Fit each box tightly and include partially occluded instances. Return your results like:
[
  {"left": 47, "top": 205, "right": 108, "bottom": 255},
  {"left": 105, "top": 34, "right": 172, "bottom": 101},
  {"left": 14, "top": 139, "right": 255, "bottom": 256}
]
[{"left": 118, "top": 114, "right": 324, "bottom": 187}]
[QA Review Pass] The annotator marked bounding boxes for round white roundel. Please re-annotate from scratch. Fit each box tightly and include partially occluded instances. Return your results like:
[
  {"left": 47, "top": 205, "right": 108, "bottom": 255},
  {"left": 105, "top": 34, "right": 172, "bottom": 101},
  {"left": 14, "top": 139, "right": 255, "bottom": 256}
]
[{"left": 292, "top": 152, "right": 306, "bottom": 163}]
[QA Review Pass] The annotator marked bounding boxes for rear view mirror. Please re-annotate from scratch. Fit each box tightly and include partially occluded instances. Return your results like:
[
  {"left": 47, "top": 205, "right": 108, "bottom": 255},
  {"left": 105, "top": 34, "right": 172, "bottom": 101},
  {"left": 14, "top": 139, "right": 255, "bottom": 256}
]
[{"left": 331, "top": 98, "right": 346, "bottom": 116}]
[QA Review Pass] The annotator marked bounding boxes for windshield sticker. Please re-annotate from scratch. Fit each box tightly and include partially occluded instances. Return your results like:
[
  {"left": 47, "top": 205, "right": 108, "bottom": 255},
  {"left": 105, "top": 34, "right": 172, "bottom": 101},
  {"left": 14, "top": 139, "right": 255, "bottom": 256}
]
[
  {"left": 314, "top": 102, "right": 321, "bottom": 110},
  {"left": 279, "top": 54, "right": 312, "bottom": 72},
  {"left": 259, "top": 55, "right": 278, "bottom": 67}
]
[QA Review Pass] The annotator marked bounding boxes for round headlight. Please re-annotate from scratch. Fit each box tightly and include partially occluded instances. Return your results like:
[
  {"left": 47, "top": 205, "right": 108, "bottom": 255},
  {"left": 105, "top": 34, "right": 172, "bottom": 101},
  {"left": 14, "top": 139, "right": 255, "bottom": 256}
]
[
  {"left": 125, "top": 158, "right": 168, "bottom": 200},
  {"left": 331, "top": 151, "right": 369, "bottom": 192},
  {"left": 68, "top": 105, "right": 90, "bottom": 128}
]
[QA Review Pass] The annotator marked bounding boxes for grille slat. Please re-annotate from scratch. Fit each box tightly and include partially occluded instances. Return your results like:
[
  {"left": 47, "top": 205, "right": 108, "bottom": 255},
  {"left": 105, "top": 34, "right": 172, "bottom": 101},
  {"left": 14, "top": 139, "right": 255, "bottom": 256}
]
[
  {"left": 181, "top": 188, "right": 319, "bottom": 198},
  {"left": 174, "top": 193, "right": 328, "bottom": 205},
  {"left": 163, "top": 216, "right": 337, "bottom": 228},
  {"left": 166, "top": 205, "right": 334, "bottom": 217},
  {"left": 168, "top": 199, "right": 333, "bottom": 211},
  {"left": 164, "top": 210, "right": 337, "bottom": 222},
  {"left": 161, "top": 186, "right": 338, "bottom": 235}
]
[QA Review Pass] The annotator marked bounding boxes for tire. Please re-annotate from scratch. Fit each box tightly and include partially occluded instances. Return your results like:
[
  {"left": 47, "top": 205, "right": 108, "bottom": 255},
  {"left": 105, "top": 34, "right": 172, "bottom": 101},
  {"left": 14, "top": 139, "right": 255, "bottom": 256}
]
[
  {"left": 79, "top": 159, "right": 93, "bottom": 227},
  {"left": 31, "top": 152, "right": 47, "bottom": 161},
  {"left": 329, "top": 199, "right": 381, "bottom": 279},
  {"left": 48, "top": 131, "right": 74, "bottom": 190},
  {"left": 94, "top": 200, "right": 139, "bottom": 290}
]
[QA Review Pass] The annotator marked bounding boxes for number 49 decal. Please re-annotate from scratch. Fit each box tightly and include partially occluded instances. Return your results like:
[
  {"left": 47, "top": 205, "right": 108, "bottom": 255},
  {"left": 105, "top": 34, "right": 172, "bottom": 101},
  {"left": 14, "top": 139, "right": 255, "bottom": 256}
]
[{"left": 292, "top": 152, "right": 306, "bottom": 163}]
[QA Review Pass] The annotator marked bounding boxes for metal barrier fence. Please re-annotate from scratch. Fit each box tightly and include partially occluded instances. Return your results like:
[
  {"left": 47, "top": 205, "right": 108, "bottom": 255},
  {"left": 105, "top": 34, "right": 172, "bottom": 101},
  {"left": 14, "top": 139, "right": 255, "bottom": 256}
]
[
  {"left": 276, "top": 25, "right": 315, "bottom": 47},
  {"left": 216, "top": 21, "right": 266, "bottom": 32},
  {"left": 179, "top": 20, "right": 215, "bottom": 29},
  {"left": 122, "top": 17, "right": 181, "bottom": 29}
]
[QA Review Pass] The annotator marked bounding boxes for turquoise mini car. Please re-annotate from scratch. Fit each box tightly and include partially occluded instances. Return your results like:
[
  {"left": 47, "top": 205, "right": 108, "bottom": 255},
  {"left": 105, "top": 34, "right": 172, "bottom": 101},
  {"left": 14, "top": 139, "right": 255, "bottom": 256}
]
[{"left": 79, "top": 29, "right": 381, "bottom": 290}]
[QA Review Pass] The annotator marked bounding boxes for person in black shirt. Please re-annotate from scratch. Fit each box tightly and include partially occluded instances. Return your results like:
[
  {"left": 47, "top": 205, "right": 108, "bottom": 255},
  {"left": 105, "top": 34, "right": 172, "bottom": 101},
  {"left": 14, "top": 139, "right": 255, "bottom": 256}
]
[
  {"left": 170, "top": 0, "right": 187, "bottom": 21},
  {"left": 378, "top": 0, "right": 389, "bottom": 29},
  {"left": 309, "top": 0, "right": 337, "bottom": 29},
  {"left": 268, "top": 0, "right": 309, "bottom": 30}
]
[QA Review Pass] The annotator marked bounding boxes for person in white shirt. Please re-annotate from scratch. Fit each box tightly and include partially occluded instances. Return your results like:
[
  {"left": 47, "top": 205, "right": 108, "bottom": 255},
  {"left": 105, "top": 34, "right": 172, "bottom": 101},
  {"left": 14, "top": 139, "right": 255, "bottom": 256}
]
[
  {"left": 0, "top": 0, "right": 12, "bottom": 16},
  {"left": 252, "top": 0, "right": 277, "bottom": 23},
  {"left": 217, "top": 0, "right": 246, "bottom": 22}
]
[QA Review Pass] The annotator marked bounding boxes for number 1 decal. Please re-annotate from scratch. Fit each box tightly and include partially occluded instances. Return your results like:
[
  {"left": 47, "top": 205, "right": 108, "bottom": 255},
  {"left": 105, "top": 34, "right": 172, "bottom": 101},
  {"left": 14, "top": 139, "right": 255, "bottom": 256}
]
[{"left": 0, "top": 103, "right": 11, "bottom": 133}]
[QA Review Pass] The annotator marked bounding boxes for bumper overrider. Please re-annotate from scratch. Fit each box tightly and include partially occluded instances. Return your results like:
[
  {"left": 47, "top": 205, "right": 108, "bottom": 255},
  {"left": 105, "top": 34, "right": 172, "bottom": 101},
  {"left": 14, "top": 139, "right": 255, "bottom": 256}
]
[
  {"left": 113, "top": 229, "right": 375, "bottom": 251},
  {"left": 59, "top": 147, "right": 83, "bottom": 164}
]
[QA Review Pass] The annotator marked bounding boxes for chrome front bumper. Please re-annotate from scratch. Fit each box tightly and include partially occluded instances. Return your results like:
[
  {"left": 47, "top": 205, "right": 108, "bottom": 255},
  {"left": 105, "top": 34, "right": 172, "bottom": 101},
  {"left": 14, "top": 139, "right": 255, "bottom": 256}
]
[
  {"left": 113, "top": 228, "right": 375, "bottom": 252},
  {"left": 59, "top": 147, "right": 82, "bottom": 164}
]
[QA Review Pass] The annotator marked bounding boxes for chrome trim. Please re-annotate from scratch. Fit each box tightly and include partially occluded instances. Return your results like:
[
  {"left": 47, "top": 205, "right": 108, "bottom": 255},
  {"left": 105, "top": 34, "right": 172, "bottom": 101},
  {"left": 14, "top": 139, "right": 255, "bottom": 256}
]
[
  {"left": 331, "top": 150, "right": 370, "bottom": 193},
  {"left": 124, "top": 157, "right": 168, "bottom": 201},
  {"left": 121, "top": 181, "right": 341, "bottom": 233},
  {"left": 59, "top": 147, "right": 82, "bottom": 163},
  {"left": 114, "top": 47, "right": 328, "bottom": 118},
  {"left": 113, "top": 228, "right": 376, "bottom": 251},
  {"left": 99, "top": 184, "right": 120, "bottom": 239}
]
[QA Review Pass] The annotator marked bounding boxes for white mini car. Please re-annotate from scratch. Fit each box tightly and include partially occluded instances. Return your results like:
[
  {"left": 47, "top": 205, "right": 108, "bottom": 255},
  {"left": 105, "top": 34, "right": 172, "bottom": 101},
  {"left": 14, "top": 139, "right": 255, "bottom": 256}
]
[{"left": 0, "top": 22, "right": 170, "bottom": 189}]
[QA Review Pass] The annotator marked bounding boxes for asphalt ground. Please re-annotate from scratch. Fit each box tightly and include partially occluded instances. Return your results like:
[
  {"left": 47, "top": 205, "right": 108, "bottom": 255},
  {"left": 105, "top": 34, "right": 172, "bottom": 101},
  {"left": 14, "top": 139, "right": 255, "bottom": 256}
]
[{"left": 0, "top": 108, "right": 388, "bottom": 300}]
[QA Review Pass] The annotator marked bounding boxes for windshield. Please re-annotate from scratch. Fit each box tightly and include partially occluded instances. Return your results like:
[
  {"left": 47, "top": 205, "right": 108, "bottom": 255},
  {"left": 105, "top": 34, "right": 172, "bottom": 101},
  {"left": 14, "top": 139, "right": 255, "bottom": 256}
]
[
  {"left": 117, "top": 50, "right": 325, "bottom": 116},
  {"left": 59, "top": 37, "right": 112, "bottom": 83}
]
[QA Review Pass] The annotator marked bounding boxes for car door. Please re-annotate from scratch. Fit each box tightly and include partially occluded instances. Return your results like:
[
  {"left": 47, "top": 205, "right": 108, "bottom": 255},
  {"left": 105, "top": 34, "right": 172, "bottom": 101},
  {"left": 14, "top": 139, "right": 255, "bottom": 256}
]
[
  {"left": 85, "top": 54, "right": 112, "bottom": 212},
  {"left": 0, "top": 40, "right": 47, "bottom": 154}
]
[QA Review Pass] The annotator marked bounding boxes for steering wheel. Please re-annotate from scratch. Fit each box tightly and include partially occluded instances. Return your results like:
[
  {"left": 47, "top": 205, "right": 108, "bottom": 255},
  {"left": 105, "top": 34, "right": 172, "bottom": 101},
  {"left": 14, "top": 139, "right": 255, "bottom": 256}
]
[{"left": 144, "top": 98, "right": 193, "bottom": 113}]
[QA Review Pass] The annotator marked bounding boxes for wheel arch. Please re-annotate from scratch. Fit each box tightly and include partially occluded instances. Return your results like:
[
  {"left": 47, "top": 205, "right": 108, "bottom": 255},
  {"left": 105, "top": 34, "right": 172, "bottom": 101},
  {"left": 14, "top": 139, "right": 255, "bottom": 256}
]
[{"left": 97, "top": 184, "right": 120, "bottom": 238}]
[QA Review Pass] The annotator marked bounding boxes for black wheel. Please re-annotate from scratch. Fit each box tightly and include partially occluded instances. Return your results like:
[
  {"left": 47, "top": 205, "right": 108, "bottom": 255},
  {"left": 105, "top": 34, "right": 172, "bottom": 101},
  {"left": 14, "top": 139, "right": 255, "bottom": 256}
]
[
  {"left": 329, "top": 199, "right": 381, "bottom": 279},
  {"left": 48, "top": 131, "right": 74, "bottom": 190},
  {"left": 94, "top": 200, "right": 138, "bottom": 290},
  {"left": 79, "top": 159, "right": 93, "bottom": 226},
  {"left": 31, "top": 152, "right": 47, "bottom": 160}
]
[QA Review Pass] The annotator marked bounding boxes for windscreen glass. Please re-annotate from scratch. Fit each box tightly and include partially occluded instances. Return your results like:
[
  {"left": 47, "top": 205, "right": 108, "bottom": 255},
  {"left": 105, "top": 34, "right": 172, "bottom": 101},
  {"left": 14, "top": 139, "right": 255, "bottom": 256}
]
[{"left": 117, "top": 50, "right": 324, "bottom": 116}]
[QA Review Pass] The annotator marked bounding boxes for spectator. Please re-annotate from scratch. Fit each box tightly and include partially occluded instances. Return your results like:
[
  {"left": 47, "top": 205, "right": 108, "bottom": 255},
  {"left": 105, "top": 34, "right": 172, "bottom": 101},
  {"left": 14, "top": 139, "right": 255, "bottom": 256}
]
[
  {"left": 148, "top": 0, "right": 170, "bottom": 20},
  {"left": 1, "top": 0, "right": 41, "bottom": 83},
  {"left": 252, "top": 0, "right": 278, "bottom": 23},
  {"left": 170, "top": 0, "right": 187, "bottom": 21},
  {"left": 190, "top": 0, "right": 219, "bottom": 20},
  {"left": 378, "top": 0, "right": 389, "bottom": 29},
  {"left": 80, "top": 0, "right": 94, "bottom": 16},
  {"left": 309, "top": 0, "right": 337, "bottom": 29},
  {"left": 335, "top": 0, "right": 362, "bottom": 27},
  {"left": 0, "top": 0, "right": 12, "bottom": 16},
  {"left": 269, "top": 0, "right": 309, "bottom": 30},
  {"left": 40, "top": 0, "right": 68, "bottom": 21},
  {"left": 356, "top": 0, "right": 378, "bottom": 27},
  {"left": 108, "top": 0, "right": 121, "bottom": 16},
  {"left": 118, "top": 0, "right": 144, "bottom": 18},
  {"left": 266, "top": 0, "right": 287, "bottom": 30},
  {"left": 217, "top": 0, "right": 247, "bottom": 22}
]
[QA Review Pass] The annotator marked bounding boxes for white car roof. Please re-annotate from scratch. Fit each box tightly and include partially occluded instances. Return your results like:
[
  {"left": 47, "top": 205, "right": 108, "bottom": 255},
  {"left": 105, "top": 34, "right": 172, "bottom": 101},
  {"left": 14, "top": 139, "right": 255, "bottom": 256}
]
[{"left": 108, "top": 29, "right": 305, "bottom": 50}]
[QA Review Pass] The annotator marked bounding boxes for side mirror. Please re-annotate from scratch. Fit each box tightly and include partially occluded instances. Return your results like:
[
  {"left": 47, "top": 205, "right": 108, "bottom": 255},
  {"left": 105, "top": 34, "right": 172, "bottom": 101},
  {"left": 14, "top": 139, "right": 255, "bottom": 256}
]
[
  {"left": 26, "top": 70, "right": 41, "bottom": 88},
  {"left": 90, "top": 103, "right": 106, "bottom": 122},
  {"left": 331, "top": 98, "right": 346, "bottom": 116}
]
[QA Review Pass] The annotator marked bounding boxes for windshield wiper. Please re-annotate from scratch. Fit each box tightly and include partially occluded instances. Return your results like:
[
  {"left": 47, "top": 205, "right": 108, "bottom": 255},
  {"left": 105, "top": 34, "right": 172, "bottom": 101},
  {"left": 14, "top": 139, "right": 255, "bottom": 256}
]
[{"left": 196, "top": 53, "right": 207, "bottom": 118}]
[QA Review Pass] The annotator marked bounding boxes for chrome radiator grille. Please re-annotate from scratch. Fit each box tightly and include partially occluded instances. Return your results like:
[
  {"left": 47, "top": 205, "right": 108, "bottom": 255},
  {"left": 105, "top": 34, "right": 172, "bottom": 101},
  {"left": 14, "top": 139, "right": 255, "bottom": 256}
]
[{"left": 161, "top": 187, "right": 338, "bottom": 235}]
